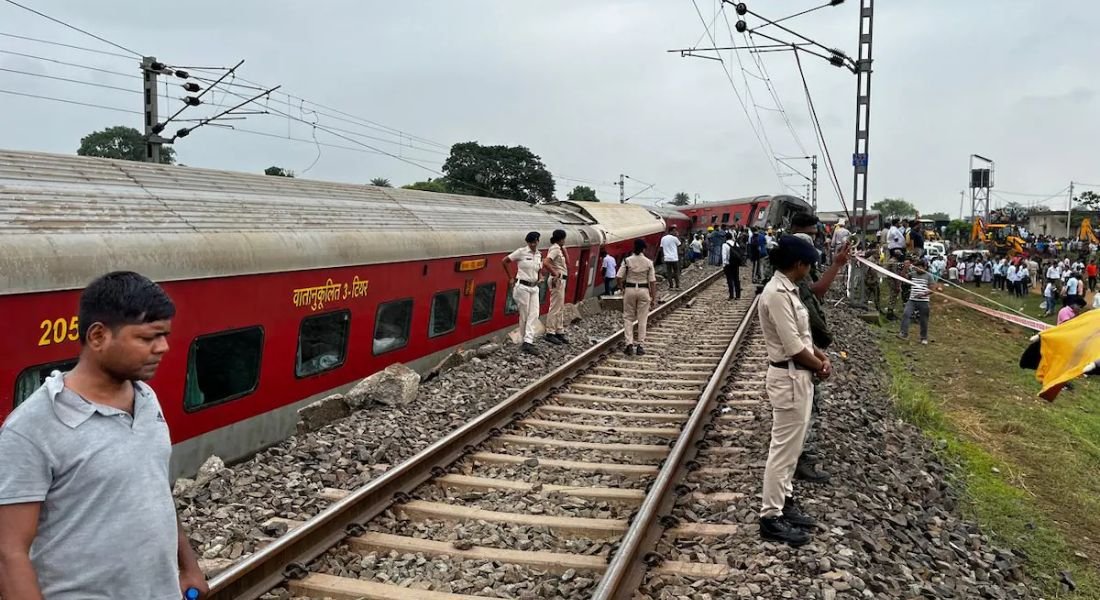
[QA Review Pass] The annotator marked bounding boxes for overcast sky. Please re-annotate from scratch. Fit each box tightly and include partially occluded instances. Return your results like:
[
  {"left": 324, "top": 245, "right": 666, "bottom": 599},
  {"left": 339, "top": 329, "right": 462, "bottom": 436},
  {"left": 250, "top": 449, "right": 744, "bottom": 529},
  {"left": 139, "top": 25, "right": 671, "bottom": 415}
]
[{"left": 1, "top": 0, "right": 1097, "bottom": 217}]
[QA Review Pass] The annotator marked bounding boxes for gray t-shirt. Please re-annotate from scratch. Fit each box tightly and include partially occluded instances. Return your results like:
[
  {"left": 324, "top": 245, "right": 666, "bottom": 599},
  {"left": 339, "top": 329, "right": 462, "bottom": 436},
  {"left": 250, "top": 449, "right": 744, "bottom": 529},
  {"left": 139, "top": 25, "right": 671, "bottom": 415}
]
[{"left": 0, "top": 372, "right": 180, "bottom": 600}]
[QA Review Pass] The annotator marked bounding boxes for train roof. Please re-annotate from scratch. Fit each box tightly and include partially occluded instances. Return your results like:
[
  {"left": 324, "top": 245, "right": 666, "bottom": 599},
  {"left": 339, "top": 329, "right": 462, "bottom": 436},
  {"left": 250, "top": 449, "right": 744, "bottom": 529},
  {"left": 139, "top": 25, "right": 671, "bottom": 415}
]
[
  {"left": 0, "top": 150, "right": 662, "bottom": 295},
  {"left": 680, "top": 194, "right": 811, "bottom": 211}
]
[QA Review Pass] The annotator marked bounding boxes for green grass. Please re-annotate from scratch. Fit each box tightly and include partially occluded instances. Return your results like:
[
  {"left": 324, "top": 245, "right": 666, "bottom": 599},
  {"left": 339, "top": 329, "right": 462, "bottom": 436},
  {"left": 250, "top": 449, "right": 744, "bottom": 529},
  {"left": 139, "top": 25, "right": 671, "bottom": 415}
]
[{"left": 877, "top": 303, "right": 1100, "bottom": 598}]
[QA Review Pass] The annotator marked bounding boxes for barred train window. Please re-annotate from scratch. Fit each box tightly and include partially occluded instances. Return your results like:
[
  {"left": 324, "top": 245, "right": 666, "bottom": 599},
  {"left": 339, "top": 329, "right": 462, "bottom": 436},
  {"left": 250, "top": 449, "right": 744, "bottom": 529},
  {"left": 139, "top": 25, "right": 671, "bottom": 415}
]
[
  {"left": 471, "top": 283, "right": 496, "bottom": 324},
  {"left": 504, "top": 286, "right": 518, "bottom": 315},
  {"left": 184, "top": 327, "right": 263, "bottom": 412},
  {"left": 13, "top": 358, "right": 78, "bottom": 409},
  {"left": 430, "top": 290, "right": 460, "bottom": 337},
  {"left": 374, "top": 299, "right": 413, "bottom": 354},
  {"left": 296, "top": 310, "right": 350, "bottom": 377}
]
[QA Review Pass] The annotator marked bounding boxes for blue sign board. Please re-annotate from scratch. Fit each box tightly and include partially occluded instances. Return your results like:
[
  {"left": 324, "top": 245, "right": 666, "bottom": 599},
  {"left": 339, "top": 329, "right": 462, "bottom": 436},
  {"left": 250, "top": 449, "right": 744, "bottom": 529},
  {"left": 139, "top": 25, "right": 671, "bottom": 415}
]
[{"left": 852, "top": 153, "right": 868, "bottom": 168}]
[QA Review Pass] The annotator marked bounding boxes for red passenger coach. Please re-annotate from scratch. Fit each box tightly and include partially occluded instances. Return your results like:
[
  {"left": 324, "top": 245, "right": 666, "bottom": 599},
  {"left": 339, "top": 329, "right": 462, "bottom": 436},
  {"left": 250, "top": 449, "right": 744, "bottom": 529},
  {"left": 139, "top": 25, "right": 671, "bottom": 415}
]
[
  {"left": 677, "top": 194, "right": 812, "bottom": 232},
  {"left": 0, "top": 150, "right": 668, "bottom": 477}
]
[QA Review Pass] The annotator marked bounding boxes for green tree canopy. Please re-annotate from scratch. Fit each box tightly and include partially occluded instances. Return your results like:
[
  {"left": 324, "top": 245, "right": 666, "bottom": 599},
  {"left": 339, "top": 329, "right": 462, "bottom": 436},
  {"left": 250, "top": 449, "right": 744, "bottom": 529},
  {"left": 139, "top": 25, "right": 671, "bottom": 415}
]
[
  {"left": 401, "top": 178, "right": 451, "bottom": 193},
  {"left": 369, "top": 177, "right": 392, "bottom": 187},
  {"left": 946, "top": 219, "right": 971, "bottom": 240},
  {"left": 264, "top": 166, "right": 294, "bottom": 177},
  {"left": 442, "top": 142, "right": 555, "bottom": 204},
  {"left": 670, "top": 192, "right": 691, "bottom": 206},
  {"left": 567, "top": 185, "right": 598, "bottom": 202},
  {"left": 924, "top": 212, "right": 950, "bottom": 222},
  {"left": 77, "top": 125, "right": 175, "bottom": 164},
  {"left": 871, "top": 198, "right": 916, "bottom": 220},
  {"left": 1079, "top": 190, "right": 1100, "bottom": 210}
]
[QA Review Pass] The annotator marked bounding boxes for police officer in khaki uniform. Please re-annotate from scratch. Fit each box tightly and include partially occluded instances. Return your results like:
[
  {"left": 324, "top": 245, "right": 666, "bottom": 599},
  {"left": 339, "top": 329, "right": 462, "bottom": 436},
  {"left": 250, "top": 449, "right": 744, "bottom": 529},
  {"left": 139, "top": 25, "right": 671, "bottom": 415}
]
[
  {"left": 617, "top": 238, "right": 658, "bottom": 356},
  {"left": 543, "top": 229, "right": 569, "bottom": 345},
  {"left": 757, "top": 235, "right": 831, "bottom": 546},
  {"left": 502, "top": 232, "right": 543, "bottom": 355}
]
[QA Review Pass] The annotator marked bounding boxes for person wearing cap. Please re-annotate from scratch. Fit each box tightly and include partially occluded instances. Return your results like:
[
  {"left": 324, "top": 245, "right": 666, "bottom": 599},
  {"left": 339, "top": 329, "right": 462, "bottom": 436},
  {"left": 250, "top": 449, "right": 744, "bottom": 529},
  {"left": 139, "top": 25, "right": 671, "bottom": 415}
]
[
  {"left": 660, "top": 226, "right": 682, "bottom": 290},
  {"left": 503, "top": 231, "right": 544, "bottom": 355},
  {"left": 757, "top": 234, "right": 831, "bottom": 546},
  {"left": 617, "top": 238, "right": 658, "bottom": 356},
  {"left": 542, "top": 229, "right": 570, "bottom": 345}
]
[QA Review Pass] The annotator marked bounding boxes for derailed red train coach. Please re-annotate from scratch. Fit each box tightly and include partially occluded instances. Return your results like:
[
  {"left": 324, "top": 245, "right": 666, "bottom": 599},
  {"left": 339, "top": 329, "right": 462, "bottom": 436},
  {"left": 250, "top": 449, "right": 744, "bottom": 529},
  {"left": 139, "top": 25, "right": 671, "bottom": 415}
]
[{"left": 0, "top": 150, "right": 670, "bottom": 477}]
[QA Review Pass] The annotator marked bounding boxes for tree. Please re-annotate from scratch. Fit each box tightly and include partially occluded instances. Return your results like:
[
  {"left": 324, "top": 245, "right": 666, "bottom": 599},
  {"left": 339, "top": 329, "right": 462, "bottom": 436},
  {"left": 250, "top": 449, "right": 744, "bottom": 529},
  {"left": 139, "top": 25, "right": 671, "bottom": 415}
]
[
  {"left": 671, "top": 192, "right": 691, "bottom": 206},
  {"left": 1000, "top": 201, "right": 1028, "bottom": 221},
  {"left": 567, "top": 185, "right": 599, "bottom": 202},
  {"left": 1079, "top": 190, "right": 1100, "bottom": 210},
  {"left": 264, "top": 166, "right": 294, "bottom": 177},
  {"left": 946, "top": 219, "right": 971, "bottom": 241},
  {"left": 401, "top": 178, "right": 451, "bottom": 194},
  {"left": 77, "top": 125, "right": 176, "bottom": 164},
  {"left": 924, "top": 212, "right": 950, "bottom": 222},
  {"left": 370, "top": 178, "right": 392, "bottom": 187},
  {"left": 442, "top": 142, "right": 555, "bottom": 204},
  {"left": 871, "top": 198, "right": 916, "bottom": 220}
]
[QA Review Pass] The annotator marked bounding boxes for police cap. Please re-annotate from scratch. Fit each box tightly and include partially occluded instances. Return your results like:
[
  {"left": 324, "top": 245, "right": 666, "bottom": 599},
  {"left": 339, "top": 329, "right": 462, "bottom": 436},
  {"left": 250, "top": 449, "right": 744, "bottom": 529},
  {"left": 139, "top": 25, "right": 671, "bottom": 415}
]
[
  {"left": 525, "top": 231, "right": 541, "bottom": 243},
  {"left": 776, "top": 234, "right": 818, "bottom": 265}
]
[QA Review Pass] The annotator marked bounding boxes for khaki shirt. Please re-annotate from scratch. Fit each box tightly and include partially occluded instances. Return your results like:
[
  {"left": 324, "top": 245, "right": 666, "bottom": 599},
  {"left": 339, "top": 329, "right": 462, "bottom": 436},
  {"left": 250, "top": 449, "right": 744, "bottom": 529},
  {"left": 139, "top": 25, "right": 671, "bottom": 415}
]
[
  {"left": 617, "top": 253, "right": 657, "bottom": 284},
  {"left": 757, "top": 271, "right": 813, "bottom": 362},
  {"left": 508, "top": 247, "right": 542, "bottom": 282},
  {"left": 547, "top": 244, "right": 568, "bottom": 277}
]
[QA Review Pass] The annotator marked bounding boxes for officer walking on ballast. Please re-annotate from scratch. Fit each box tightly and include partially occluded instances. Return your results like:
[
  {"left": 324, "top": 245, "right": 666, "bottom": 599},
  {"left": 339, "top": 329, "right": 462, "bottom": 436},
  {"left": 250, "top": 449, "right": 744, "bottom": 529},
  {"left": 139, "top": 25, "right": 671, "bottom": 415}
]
[
  {"left": 543, "top": 229, "right": 569, "bottom": 345},
  {"left": 617, "top": 238, "right": 658, "bottom": 356},
  {"left": 503, "top": 231, "right": 544, "bottom": 355},
  {"left": 757, "top": 235, "right": 832, "bottom": 546}
]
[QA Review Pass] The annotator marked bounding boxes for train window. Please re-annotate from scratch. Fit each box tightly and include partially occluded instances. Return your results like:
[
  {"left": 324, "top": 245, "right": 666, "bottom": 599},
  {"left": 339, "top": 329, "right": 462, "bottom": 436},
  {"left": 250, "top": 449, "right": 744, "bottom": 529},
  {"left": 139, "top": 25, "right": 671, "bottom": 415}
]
[
  {"left": 504, "top": 287, "right": 518, "bottom": 314},
  {"left": 429, "top": 290, "right": 460, "bottom": 337},
  {"left": 296, "top": 310, "right": 350, "bottom": 377},
  {"left": 374, "top": 299, "right": 413, "bottom": 354},
  {"left": 184, "top": 327, "right": 263, "bottom": 412},
  {"left": 13, "top": 358, "right": 78, "bottom": 409},
  {"left": 471, "top": 283, "right": 496, "bottom": 324},
  {"left": 710, "top": 215, "right": 718, "bottom": 224},
  {"left": 691, "top": 215, "right": 698, "bottom": 224},
  {"left": 538, "top": 280, "right": 548, "bottom": 305},
  {"left": 721, "top": 212, "right": 730, "bottom": 223}
]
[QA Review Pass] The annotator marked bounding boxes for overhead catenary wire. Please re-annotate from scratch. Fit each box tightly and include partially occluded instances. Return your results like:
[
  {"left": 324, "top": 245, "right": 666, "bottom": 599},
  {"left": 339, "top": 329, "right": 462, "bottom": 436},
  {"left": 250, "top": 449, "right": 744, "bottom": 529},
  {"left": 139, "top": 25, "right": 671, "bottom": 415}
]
[
  {"left": 1, "top": 0, "right": 143, "bottom": 57},
  {"left": 0, "top": 31, "right": 135, "bottom": 60},
  {"left": 792, "top": 49, "right": 849, "bottom": 220},
  {"left": 0, "top": 65, "right": 138, "bottom": 94},
  {"left": 689, "top": 0, "right": 785, "bottom": 189},
  {"left": 0, "top": 48, "right": 140, "bottom": 79},
  {"left": 0, "top": 87, "right": 140, "bottom": 114}
]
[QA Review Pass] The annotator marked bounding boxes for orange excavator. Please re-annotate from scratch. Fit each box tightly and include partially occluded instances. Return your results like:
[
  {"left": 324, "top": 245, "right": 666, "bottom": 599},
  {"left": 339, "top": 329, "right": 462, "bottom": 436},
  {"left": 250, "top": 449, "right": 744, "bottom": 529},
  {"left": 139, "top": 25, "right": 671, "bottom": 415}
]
[
  {"left": 1078, "top": 218, "right": 1099, "bottom": 245},
  {"left": 970, "top": 217, "right": 1025, "bottom": 256}
]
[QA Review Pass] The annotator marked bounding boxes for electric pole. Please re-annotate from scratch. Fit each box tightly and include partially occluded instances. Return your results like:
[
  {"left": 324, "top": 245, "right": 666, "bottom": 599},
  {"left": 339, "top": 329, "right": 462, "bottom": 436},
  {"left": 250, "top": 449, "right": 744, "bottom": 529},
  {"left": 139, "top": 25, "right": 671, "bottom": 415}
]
[
  {"left": 852, "top": 0, "right": 873, "bottom": 240},
  {"left": 617, "top": 174, "right": 625, "bottom": 204},
  {"left": 1067, "top": 181, "right": 1074, "bottom": 238},
  {"left": 141, "top": 56, "right": 170, "bottom": 163}
]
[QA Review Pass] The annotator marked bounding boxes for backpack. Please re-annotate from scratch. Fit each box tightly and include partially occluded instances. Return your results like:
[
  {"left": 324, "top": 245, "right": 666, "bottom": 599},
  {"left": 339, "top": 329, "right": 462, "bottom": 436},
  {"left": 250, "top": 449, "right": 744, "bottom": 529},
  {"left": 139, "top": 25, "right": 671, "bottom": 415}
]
[{"left": 725, "top": 240, "right": 745, "bottom": 267}]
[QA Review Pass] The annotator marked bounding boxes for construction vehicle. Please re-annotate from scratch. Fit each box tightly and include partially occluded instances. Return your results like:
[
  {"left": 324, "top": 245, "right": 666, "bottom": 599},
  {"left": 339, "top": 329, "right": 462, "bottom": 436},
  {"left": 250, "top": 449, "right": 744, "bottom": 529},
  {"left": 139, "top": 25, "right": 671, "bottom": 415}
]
[
  {"left": 1078, "top": 218, "right": 1099, "bottom": 245},
  {"left": 970, "top": 218, "right": 1025, "bottom": 256}
]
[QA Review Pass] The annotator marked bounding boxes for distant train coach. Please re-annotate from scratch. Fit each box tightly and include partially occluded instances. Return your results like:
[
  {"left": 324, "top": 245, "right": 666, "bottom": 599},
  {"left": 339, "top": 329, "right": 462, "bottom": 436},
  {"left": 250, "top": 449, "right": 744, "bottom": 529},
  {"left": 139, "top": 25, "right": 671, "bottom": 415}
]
[
  {"left": 0, "top": 150, "right": 671, "bottom": 477},
  {"left": 677, "top": 194, "right": 812, "bottom": 232}
]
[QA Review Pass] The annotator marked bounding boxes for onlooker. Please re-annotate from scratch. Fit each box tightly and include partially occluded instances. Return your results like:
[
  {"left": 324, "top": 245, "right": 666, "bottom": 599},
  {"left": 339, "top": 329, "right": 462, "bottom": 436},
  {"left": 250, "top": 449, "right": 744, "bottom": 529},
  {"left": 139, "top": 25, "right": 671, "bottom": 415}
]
[
  {"left": 0, "top": 272, "right": 208, "bottom": 600},
  {"left": 898, "top": 260, "right": 939, "bottom": 344},
  {"left": 1043, "top": 281, "right": 1056, "bottom": 317},
  {"left": 721, "top": 231, "right": 744, "bottom": 300},
  {"left": 1087, "top": 259, "right": 1098, "bottom": 293},
  {"left": 660, "top": 226, "right": 682, "bottom": 290},
  {"left": 600, "top": 248, "right": 617, "bottom": 296},
  {"left": 1057, "top": 297, "right": 1086, "bottom": 325}
]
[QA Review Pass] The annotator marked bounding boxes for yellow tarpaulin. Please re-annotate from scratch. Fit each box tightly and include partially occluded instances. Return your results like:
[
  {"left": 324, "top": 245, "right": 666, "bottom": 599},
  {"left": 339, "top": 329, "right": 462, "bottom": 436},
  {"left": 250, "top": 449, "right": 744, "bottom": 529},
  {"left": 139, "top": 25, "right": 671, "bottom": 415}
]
[{"left": 1034, "top": 309, "right": 1100, "bottom": 400}]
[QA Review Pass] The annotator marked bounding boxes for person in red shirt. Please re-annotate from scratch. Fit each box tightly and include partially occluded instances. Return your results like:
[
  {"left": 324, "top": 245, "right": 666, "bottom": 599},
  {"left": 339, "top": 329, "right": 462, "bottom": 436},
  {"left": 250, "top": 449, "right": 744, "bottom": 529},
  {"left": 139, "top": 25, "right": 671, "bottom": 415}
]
[{"left": 1087, "top": 259, "right": 1098, "bottom": 293}]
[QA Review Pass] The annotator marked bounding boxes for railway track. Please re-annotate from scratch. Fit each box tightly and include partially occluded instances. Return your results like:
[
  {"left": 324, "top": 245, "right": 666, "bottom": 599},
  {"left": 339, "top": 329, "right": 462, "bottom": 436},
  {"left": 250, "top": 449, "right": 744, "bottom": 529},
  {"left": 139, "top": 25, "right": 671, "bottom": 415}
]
[{"left": 207, "top": 270, "right": 761, "bottom": 600}]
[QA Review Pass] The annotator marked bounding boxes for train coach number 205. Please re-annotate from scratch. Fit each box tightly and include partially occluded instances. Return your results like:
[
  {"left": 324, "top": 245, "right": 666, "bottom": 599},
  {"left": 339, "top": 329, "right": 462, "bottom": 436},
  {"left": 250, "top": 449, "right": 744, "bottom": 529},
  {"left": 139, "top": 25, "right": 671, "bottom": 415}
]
[{"left": 39, "top": 316, "right": 79, "bottom": 346}]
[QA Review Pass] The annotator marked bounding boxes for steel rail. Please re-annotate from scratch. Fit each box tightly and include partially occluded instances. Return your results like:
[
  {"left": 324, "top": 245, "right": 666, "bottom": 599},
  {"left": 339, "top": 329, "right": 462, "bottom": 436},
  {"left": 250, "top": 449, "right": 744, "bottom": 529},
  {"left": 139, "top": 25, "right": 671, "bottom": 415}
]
[
  {"left": 592, "top": 294, "right": 760, "bottom": 599},
  {"left": 206, "top": 268, "right": 724, "bottom": 600}
]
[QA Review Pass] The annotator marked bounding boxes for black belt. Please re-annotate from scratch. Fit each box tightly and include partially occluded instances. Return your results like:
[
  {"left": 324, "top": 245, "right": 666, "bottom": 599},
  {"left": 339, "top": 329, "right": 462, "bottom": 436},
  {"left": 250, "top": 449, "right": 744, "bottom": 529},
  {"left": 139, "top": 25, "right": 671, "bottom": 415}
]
[
  {"left": 517, "top": 279, "right": 537, "bottom": 287},
  {"left": 625, "top": 282, "right": 647, "bottom": 288},
  {"left": 770, "top": 360, "right": 814, "bottom": 371}
]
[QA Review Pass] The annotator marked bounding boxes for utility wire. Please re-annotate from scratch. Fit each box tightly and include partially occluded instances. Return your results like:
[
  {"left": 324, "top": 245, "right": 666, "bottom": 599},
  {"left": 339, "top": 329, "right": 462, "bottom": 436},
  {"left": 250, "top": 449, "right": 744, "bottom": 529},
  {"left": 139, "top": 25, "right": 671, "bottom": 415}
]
[
  {"left": 1, "top": 0, "right": 143, "bottom": 57},
  {"left": 689, "top": 0, "right": 784, "bottom": 188},
  {"left": 0, "top": 49, "right": 140, "bottom": 79},
  {"left": 0, "top": 65, "right": 137, "bottom": 94},
  {"left": 720, "top": 7, "right": 781, "bottom": 173},
  {"left": 741, "top": 30, "right": 810, "bottom": 156},
  {"left": 0, "top": 31, "right": 135, "bottom": 60},
  {"left": 793, "top": 50, "right": 848, "bottom": 220},
  {"left": 0, "top": 87, "right": 139, "bottom": 114}
]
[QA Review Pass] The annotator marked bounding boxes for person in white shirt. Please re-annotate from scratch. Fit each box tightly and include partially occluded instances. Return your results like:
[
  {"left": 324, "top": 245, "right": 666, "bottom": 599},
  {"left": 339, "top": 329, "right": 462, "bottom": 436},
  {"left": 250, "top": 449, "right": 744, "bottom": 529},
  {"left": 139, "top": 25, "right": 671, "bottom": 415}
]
[
  {"left": 1066, "top": 273, "right": 1081, "bottom": 302},
  {"left": 600, "top": 248, "right": 618, "bottom": 296},
  {"left": 831, "top": 221, "right": 851, "bottom": 256},
  {"left": 1017, "top": 264, "right": 1031, "bottom": 298},
  {"left": 720, "top": 231, "right": 744, "bottom": 299},
  {"left": 660, "top": 227, "right": 682, "bottom": 290},
  {"left": 886, "top": 219, "right": 906, "bottom": 256},
  {"left": 502, "top": 231, "right": 544, "bottom": 355},
  {"left": 973, "top": 260, "right": 985, "bottom": 288},
  {"left": 993, "top": 259, "right": 1006, "bottom": 290},
  {"left": 948, "top": 264, "right": 959, "bottom": 283},
  {"left": 689, "top": 235, "right": 704, "bottom": 264},
  {"left": 1005, "top": 263, "right": 1018, "bottom": 296},
  {"left": 1043, "top": 281, "right": 1056, "bottom": 316}
]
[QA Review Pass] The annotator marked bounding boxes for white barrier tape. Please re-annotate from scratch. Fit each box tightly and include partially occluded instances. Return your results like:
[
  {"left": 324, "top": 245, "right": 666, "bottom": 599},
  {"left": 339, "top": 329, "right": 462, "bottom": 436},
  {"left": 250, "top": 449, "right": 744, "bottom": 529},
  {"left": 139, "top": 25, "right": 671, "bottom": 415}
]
[{"left": 854, "top": 256, "right": 1050, "bottom": 332}]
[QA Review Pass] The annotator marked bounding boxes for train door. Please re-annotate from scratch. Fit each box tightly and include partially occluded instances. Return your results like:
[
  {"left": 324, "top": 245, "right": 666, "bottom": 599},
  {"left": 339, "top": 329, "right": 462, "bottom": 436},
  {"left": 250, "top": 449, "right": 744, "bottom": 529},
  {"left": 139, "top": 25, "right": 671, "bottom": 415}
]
[{"left": 574, "top": 249, "right": 591, "bottom": 303}]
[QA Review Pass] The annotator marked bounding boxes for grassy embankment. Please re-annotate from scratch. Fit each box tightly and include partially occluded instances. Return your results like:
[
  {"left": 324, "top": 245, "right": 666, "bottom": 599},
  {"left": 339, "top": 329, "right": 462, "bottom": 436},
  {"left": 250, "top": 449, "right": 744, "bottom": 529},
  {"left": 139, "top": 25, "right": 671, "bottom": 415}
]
[{"left": 875, "top": 282, "right": 1100, "bottom": 597}]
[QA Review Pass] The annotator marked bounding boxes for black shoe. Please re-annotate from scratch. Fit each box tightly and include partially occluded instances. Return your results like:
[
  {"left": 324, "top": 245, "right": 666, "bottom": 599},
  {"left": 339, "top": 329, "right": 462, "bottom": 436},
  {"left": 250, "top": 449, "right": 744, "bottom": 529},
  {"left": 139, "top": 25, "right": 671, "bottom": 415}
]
[
  {"left": 556, "top": 334, "right": 569, "bottom": 344},
  {"left": 782, "top": 498, "right": 817, "bottom": 528},
  {"left": 759, "top": 516, "right": 811, "bottom": 546},
  {"left": 545, "top": 334, "right": 564, "bottom": 345},
  {"left": 635, "top": 345, "right": 646, "bottom": 356},
  {"left": 521, "top": 342, "right": 542, "bottom": 355},
  {"left": 624, "top": 344, "right": 636, "bottom": 356},
  {"left": 794, "top": 460, "right": 831, "bottom": 484}
]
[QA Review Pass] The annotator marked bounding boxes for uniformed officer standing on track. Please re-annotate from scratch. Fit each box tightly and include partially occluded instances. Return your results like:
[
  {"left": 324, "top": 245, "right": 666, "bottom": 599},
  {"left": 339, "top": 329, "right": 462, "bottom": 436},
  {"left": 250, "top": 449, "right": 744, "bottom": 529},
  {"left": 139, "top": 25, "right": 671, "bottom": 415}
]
[
  {"left": 503, "top": 231, "right": 544, "bottom": 355},
  {"left": 617, "top": 238, "right": 658, "bottom": 356},
  {"left": 543, "top": 229, "right": 569, "bottom": 345},
  {"left": 757, "top": 235, "right": 831, "bottom": 546}
]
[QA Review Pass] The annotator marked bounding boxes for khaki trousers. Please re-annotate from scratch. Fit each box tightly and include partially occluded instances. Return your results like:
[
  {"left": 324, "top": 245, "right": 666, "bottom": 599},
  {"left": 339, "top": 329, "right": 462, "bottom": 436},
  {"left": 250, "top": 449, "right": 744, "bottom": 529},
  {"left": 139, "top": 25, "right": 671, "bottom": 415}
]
[
  {"left": 622, "top": 287, "right": 651, "bottom": 344},
  {"left": 513, "top": 283, "right": 540, "bottom": 344},
  {"left": 547, "top": 278, "right": 567, "bottom": 334},
  {"left": 760, "top": 365, "right": 814, "bottom": 518}
]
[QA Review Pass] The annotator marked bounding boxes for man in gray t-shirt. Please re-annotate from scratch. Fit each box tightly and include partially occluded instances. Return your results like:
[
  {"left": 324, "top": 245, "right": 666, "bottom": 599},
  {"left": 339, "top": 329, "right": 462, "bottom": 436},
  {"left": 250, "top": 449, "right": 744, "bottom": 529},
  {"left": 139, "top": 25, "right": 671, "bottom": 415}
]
[{"left": 0, "top": 272, "right": 206, "bottom": 600}]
